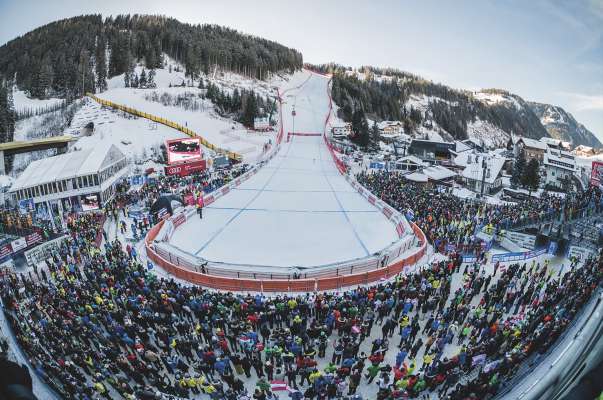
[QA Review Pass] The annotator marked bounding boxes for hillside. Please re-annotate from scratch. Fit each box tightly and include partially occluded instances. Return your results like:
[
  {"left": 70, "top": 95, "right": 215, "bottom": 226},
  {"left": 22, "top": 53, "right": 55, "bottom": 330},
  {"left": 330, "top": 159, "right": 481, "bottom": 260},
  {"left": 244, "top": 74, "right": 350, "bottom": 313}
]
[
  {"left": 0, "top": 14, "right": 303, "bottom": 101},
  {"left": 529, "top": 101, "right": 602, "bottom": 148},
  {"left": 326, "top": 65, "right": 596, "bottom": 149}
]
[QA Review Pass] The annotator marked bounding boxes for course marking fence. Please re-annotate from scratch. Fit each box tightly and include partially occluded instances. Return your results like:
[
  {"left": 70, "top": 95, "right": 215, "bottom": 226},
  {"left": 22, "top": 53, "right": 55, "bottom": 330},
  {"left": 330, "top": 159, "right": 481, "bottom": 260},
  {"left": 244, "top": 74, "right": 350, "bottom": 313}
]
[{"left": 86, "top": 93, "right": 243, "bottom": 162}]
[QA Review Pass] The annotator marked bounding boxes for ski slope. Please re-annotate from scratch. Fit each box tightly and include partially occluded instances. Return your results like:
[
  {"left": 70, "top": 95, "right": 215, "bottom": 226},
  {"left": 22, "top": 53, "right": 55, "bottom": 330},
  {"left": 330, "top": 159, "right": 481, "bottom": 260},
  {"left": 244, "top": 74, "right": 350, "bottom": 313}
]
[{"left": 169, "top": 71, "right": 401, "bottom": 268}]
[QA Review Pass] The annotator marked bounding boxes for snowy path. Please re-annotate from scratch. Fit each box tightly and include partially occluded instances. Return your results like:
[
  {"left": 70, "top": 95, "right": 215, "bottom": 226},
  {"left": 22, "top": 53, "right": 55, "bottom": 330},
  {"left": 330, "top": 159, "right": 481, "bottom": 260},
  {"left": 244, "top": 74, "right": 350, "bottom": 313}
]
[{"left": 169, "top": 71, "right": 400, "bottom": 268}]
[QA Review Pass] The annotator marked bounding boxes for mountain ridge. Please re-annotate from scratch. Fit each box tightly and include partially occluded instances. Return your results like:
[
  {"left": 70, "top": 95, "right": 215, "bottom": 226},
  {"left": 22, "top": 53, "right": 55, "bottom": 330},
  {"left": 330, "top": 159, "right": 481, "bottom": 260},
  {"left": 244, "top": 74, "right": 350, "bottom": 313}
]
[{"left": 313, "top": 64, "right": 599, "bottom": 149}]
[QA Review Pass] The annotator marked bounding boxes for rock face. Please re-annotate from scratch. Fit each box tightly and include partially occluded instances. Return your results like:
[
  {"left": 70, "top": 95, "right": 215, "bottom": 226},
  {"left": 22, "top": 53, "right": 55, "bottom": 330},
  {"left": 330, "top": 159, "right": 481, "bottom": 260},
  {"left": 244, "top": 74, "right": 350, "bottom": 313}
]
[{"left": 529, "top": 101, "right": 601, "bottom": 148}]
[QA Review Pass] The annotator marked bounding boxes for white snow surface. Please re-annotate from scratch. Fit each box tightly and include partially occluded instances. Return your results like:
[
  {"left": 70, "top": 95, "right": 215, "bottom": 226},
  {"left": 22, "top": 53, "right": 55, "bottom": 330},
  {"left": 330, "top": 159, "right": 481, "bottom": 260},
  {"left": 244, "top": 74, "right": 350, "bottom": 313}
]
[
  {"left": 67, "top": 98, "right": 191, "bottom": 162},
  {"left": 11, "top": 89, "right": 64, "bottom": 113},
  {"left": 169, "top": 71, "right": 400, "bottom": 267},
  {"left": 95, "top": 86, "right": 275, "bottom": 163}
]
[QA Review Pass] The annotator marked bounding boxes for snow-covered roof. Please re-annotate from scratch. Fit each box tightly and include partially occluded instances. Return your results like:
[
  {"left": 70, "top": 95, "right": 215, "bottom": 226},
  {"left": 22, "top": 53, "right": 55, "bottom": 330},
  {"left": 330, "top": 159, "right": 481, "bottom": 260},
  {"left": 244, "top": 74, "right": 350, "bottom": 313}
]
[
  {"left": 423, "top": 165, "right": 457, "bottom": 181},
  {"left": 574, "top": 145, "right": 593, "bottom": 152},
  {"left": 455, "top": 141, "right": 472, "bottom": 153},
  {"left": 405, "top": 172, "right": 429, "bottom": 182},
  {"left": 461, "top": 155, "right": 506, "bottom": 184},
  {"left": 403, "top": 165, "right": 455, "bottom": 182},
  {"left": 396, "top": 155, "right": 426, "bottom": 166},
  {"left": 377, "top": 120, "right": 402, "bottom": 129},
  {"left": 518, "top": 137, "right": 548, "bottom": 150},
  {"left": 331, "top": 121, "right": 350, "bottom": 128},
  {"left": 10, "top": 144, "right": 125, "bottom": 192}
]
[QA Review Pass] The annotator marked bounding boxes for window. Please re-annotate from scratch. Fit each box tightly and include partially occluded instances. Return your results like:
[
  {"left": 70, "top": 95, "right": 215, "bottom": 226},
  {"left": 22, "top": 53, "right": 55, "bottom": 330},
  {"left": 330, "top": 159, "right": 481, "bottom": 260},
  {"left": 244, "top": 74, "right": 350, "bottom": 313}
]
[
  {"left": 78, "top": 177, "right": 83, "bottom": 188},
  {"left": 94, "top": 174, "right": 99, "bottom": 186},
  {"left": 34, "top": 186, "right": 39, "bottom": 197}
]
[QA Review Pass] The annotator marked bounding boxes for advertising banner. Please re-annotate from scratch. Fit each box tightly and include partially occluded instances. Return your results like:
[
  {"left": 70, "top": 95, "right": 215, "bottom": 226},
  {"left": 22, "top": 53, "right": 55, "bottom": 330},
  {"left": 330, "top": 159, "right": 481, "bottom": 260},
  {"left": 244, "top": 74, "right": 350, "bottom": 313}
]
[
  {"left": 10, "top": 237, "right": 27, "bottom": 253},
  {"left": 505, "top": 231, "right": 536, "bottom": 250},
  {"left": 0, "top": 244, "right": 11, "bottom": 260},
  {"left": 25, "top": 231, "right": 42, "bottom": 247},
  {"left": 167, "top": 138, "right": 202, "bottom": 165},
  {"left": 591, "top": 161, "right": 603, "bottom": 188},
  {"left": 165, "top": 159, "right": 206, "bottom": 177}
]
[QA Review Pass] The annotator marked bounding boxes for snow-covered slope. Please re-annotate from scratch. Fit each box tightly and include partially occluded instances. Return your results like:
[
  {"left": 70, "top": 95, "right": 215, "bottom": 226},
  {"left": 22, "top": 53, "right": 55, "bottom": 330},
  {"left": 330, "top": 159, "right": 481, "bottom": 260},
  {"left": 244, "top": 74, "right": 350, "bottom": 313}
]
[
  {"left": 99, "top": 56, "right": 280, "bottom": 163},
  {"left": 68, "top": 98, "right": 190, "bottom": 161},
  {"left": 529, "top": 101, "right": 602, "bottom": 148},
  {"left": 95, "top": 87, "right": 274, "bottom": 163},
  {"left": 12, "top": 89, "right": 64, "bottom": 114}
]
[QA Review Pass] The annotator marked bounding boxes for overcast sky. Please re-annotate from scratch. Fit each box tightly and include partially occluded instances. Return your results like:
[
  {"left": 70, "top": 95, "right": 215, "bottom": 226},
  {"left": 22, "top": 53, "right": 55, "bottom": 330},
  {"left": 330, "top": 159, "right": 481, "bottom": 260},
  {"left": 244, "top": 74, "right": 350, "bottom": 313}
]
[{"left": 1, "top": 0, "right": 602, "bottom": 139}]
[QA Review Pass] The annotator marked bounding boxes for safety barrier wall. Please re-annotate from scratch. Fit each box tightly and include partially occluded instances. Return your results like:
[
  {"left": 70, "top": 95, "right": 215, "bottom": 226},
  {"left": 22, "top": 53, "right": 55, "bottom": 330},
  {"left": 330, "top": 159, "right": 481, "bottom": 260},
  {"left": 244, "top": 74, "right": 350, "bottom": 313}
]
[
  {"left": 146, "top": 220, "right": 427, "bottom": 292},
  {"left": 153, "top": 217, "right": 416, "bottom": 281},
  {"left": 86, "top": 93, "right": 242, "bottom": 162}
]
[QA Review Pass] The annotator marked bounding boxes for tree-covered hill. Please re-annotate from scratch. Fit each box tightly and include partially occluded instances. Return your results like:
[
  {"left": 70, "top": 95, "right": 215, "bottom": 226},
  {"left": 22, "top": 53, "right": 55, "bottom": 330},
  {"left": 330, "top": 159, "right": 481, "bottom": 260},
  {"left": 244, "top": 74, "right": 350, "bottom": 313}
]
[
  {"left": 0, "top": 14, "right": 303, "bottom": 100},
  {"left": 327, "top": 65, "right": 551, "bottom": 146}
]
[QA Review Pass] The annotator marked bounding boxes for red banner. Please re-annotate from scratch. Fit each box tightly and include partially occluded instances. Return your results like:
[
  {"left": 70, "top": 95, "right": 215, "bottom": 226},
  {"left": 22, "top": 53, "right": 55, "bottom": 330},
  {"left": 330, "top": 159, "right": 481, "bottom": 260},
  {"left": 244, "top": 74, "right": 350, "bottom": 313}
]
[
  {"left": 165, "top": 160, "right": 206, "bottom": 177},
  {"left": 25, "top": 231, "right": 43, "bottom": 246},
  {"left": 0, "top": 244, "right": 12, "bottom": 259},
  {"left": 591, "top": 161, "right": 603, "bottom": 188}
]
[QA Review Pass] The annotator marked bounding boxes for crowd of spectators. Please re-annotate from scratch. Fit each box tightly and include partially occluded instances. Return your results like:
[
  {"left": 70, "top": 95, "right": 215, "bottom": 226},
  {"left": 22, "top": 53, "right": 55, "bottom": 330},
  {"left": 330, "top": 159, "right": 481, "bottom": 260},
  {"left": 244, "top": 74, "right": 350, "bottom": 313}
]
[
  {"left": 0, "top": 206, "right": 601, "bottom": 399},
  {"left": 356, "top": 171, "right": 601, "bottom": 254}
]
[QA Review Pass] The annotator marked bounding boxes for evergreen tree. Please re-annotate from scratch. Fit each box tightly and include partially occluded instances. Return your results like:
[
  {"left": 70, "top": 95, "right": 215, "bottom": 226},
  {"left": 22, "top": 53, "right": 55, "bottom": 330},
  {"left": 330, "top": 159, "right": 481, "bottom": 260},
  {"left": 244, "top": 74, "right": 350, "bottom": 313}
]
[
  {"left": 351, "top": 109, "right": 369, "bottom": 147},
  {"left": 521, "top": 158, "right": 541, "bottom": 196},
  {"left": 124, "top": 70, "right": 131, "bottom": 88},
  {"left": 371, "top": 121, "right": 381, "bottom": 146},
  {"left": 0, "top": 78, "right": 16, "bottom": 143},
  {"left": 511, "top": 149, "right": 526, "bottom": 188},
  {"left": 241, "top": 91, "right": 258, "bottom": 127},
  {"left": 139, "top": 68, "right": 147, "bottom": 88},
  {"left": 147, "top": 69, "right": 156, "bottom": 88},
  {"left": 95, "top": 34, "right": 108, "bottom": 92},
  {"left": 131, "top": 73, "right": 139, "bottom": 88}
]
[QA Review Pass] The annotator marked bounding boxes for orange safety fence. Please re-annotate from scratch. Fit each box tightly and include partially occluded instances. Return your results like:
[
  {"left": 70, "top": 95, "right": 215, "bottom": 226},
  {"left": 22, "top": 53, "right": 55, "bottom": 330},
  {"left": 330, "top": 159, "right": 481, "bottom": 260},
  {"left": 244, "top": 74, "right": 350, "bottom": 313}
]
[
  {"left": 145, "top": 219, "right": 428, "bottom": 293},
  {"left": 86, "top": 93, "right": 242, "bottom": 162}
]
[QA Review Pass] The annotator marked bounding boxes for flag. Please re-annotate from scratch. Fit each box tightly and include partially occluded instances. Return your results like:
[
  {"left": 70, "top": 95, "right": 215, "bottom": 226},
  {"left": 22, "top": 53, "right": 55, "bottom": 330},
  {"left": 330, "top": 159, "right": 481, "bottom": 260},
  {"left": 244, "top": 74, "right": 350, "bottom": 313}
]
[
  {"left": 270, "top": 380, "right": 288, "bottom": 391},
  {"left": 483, "top": 359, "right": 502, "bottom": 373},
  {"left": 471, "top": 353, "right": 486, "bottom": 367}
]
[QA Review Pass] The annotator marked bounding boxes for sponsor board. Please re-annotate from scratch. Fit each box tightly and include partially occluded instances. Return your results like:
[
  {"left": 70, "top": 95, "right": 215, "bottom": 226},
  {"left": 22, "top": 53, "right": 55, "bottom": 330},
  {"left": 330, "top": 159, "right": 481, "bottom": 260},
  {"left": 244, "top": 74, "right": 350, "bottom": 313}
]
[
  {"left": 505, "top": 231, "right": 536, "bottom": 250},
  {"left": 10, "top": 237, "right": 27, "bottom": 253},
  {"left": 568, "top": 246, "right": 595, "bottom": 261},
  {"left": 165, "top": 160, "right": 206, "bottom": 177}
]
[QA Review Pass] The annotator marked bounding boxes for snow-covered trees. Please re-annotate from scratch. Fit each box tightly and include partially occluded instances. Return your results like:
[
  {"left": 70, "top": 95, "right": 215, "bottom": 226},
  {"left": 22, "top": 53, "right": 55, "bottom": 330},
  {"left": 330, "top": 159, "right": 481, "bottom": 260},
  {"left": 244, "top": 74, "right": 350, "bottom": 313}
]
[
  {"left": 0, "top": 78, "right": 15, "bottom": 143},
  {"left": 0, "top": 15, "right": 303, "bottom": 100}
]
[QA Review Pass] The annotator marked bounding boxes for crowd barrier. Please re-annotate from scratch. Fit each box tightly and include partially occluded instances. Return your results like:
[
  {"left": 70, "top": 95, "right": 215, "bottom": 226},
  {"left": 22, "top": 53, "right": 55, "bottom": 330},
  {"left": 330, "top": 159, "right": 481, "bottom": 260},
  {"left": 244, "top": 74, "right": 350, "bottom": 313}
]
[
  {"left": 490, "top": 247, "right": 548, "bottom": 263},
  {"left": 153, "top": 226, "right": 416, "bottom": 281},
  {"left": 146, "top": 219, "right": 427, "bottom": 292},
  {"left": 86, "top": 93, "right": 242, "bottom": 162}
]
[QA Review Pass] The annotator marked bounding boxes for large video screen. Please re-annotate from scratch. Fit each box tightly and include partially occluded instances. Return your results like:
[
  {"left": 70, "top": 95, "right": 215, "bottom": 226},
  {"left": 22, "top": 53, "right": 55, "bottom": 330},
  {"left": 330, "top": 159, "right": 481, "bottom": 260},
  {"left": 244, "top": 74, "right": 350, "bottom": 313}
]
[
  {"left": 166, "top": 138, "right": 202, "bottom": 165},
  {"left": 81, "top": 194, "right": 100, "bottom": 211}
]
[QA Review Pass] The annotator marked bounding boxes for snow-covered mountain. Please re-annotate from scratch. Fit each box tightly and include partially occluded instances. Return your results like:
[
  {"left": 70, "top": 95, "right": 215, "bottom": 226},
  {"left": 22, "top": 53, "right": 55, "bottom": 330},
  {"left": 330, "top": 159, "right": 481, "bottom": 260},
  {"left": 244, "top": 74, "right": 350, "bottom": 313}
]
[{"left": 528, "top": 101, "right": 602, "bottom": 148}]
